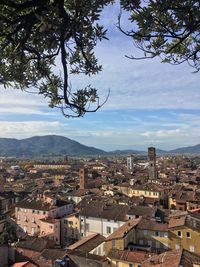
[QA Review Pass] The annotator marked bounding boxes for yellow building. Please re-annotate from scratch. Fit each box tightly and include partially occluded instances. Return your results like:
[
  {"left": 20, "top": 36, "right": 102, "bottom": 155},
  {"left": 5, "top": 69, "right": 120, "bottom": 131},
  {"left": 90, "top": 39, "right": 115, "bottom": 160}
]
[
  {"left": 168, "top": 214, "right": 200, "bottom": 254},
  {"left": 128, "top": 183, "right": 165, "bottom": 199},
  {"left": 62, "top": 212, "right": 80, "bottom": 245},
  {"left": 104, "top": 219, "right": 140, "bottom": 255},
  {"left": 135, "top": 218, "right": 169, "bottom": 252}
]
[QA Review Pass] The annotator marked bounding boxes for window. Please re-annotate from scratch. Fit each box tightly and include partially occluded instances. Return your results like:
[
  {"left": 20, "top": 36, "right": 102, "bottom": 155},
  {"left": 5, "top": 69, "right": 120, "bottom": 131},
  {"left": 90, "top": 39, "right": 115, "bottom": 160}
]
[
  {"left": 107, "top": 226, "right": 111, "bottom": 234},
  {"left": 186, "top": 232, "right": 191, "bottom": 238},
  {"left": 178, "top": 231, "right": 182, "bottom": 238},
  {"left": 32, "top": 210, "right": 35, "bottom": 214},
  {"left": 139, "top": 240, "right": 143, "bottom": 245},
  {"left": 155, "top": 231, "right": 159, "bottom": 237},
  {"left": 156, "top": 242, "right": 160, "bottom": 249},
  {"left": 129, "top": 264, "right": 133, "bottom": 267},
  {"left": 113, "top": 227, "right": 117, "bottom": 232},
  {"left": 17, "top": 214, "right": 20, "bottom": 220},
  {"left": 189, "top": 245, "right": 195, "bottom": 252},
  {"left": 112, "top": 239, "right": 116, "bottom": 248},
  {"left": 43, "top": 211, "right": 46, "bottom": 215},
  {"left": 23, "top": 226, "right": 27, "bottom": 233},
  {"left": 176, "top": 244, "right": 180, "bottom": 250},
  {"left": 49, "top": 225, "right": 53, "bottom": 229},
  {"left": 31, "top": 227, "right": 35, "bottom": 235},
  {"left": 24, "top": 216, "right": 28, "bottom": 222},
  {"left": 148, "top": 241, "right": 152, "bottom": 246},
  {"left": 144, "top": 230, "right": 148, "bottom": 236}
]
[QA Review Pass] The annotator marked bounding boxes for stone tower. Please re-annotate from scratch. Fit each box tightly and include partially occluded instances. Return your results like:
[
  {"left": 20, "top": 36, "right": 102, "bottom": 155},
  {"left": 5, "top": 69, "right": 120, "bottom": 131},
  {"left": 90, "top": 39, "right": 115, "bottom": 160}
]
[
  {"left": 79, "top": 168, "right": 88, "bottom": 190},
  {"left": 148, "top": 147, "right": 157, "bottom": 180},
  {"left": 127, "top": 155, "right": 134, "bottom": 171}
]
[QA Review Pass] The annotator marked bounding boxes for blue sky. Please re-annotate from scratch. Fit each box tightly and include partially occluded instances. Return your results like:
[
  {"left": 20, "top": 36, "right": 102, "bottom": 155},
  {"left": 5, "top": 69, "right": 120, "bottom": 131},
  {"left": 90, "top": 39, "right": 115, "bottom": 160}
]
[{"left": 0, "top": 5, "right": 200, "bottom": 151}]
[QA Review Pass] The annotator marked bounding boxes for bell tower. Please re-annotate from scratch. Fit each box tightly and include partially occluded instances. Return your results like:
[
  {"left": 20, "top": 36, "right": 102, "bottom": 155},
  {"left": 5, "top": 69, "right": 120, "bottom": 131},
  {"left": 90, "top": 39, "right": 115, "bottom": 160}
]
[
  {"left": 79, "top": 168, "right": 88, "bottom": 189},
  {"left": 148, "top": 147, "right": 157, "bottom": 181}
]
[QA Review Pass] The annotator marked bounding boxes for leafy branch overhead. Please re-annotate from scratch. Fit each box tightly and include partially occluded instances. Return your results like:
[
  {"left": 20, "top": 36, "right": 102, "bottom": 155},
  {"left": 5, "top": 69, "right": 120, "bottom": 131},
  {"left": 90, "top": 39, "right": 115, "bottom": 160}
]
[
  {"left": 0, "top": 0, "right": 111, "bottom": 117},
  {"left": 119, "top": 0, "right": 200, "bottom": 71},
  {"left": 0, "top": 1, "right": 199, "bottom": 118}
]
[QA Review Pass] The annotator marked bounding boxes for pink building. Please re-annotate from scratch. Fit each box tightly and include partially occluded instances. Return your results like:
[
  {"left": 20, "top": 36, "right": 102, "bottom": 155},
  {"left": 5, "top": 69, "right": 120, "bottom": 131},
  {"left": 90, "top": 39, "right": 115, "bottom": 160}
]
[
  {"left": 40, "top": 218, "right": 61, "bottom": 244},
  {"left": 15, "top": 195, "right": 73, "bottom": 244}
]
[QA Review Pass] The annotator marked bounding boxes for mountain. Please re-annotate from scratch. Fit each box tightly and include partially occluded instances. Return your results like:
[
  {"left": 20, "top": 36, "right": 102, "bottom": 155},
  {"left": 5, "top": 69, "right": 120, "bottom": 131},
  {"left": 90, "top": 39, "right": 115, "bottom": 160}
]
[
  {"left": 169, "top": 144, "right": 200, "bottom": 154},
  {"left": 0, "top": 135, "right": 106, "bottom": 157},
  {"left": 0, "top": 135, "right": 200, "bottom": 158},
  {"left": 108, "top": 149, "right": 143, "bottom": 155}
]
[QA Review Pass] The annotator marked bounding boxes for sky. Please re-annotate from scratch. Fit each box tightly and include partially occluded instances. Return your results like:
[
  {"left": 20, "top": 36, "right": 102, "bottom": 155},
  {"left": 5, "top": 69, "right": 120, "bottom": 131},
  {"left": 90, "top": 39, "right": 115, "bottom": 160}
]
[{"left": 1, "top": 5, "right": 200, "bottom": 151}]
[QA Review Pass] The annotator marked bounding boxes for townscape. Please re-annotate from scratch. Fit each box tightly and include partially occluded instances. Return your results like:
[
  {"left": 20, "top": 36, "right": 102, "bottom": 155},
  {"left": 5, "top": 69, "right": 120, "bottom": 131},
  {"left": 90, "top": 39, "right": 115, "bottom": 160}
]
[
  {"left": 1, "top": 0, "right": 200, "bottom": 266},
  {"left": 1, "top": 147, "right": 200, "bottom": 266}
]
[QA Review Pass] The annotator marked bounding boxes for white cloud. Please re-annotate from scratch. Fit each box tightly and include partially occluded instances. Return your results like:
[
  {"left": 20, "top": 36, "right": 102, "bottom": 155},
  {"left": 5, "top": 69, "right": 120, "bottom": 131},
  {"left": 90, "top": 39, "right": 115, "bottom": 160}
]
[
  {"left": 0, "top": 121, "right": 67, "bottom": 138},
  {"left": 141, "top": 129, "right": 185, "bottom": 138}
]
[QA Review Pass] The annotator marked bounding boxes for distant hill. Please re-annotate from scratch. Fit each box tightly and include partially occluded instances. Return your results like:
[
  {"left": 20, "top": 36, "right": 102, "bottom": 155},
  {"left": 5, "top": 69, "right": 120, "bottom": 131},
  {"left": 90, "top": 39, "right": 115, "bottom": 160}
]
[
  {"left": 0, "top": 135, "right": 106, "bottom": 157},
  {"left": 0, "top": 135, "right": 200, "bottom": 158},
  {"left": 108, "top": 149, "right": 143, "bottom": 155},
  {"left": 169, "top": 144, "right": 200, "bottom": 154}
]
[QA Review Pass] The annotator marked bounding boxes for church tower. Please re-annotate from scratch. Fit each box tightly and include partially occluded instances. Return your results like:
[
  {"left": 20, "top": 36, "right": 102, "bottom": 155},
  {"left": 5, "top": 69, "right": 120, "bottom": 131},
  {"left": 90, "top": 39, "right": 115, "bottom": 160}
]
[
  {"left": 79, "top": 168, "right": 88, "bottom": 190},
  {"left": 148, "top": 147, "right": 157, "bottom": 181}
]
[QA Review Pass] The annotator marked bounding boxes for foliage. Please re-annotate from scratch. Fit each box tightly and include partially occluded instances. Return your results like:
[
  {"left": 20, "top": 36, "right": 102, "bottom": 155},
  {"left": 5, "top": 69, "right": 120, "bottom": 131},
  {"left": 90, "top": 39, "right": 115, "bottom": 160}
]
[
  {"left": 119, "top": 0, "right": 200, "bottom": 71},
  {"left": 0, "top": 1, "right": 199, "bottom": 118},
  {"left": 0, "top": 0, "right": 112, "bottom": 117},
  {"left": 0, "top": 221, "right": 17, "bottom": 245}
]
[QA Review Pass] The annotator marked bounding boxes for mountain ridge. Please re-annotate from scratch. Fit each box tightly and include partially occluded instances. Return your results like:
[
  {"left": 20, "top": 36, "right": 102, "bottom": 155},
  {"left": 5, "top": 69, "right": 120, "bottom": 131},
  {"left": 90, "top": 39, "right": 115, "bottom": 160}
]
[{"left": 0, "top": 135, "right": 200, "bottom": 157}]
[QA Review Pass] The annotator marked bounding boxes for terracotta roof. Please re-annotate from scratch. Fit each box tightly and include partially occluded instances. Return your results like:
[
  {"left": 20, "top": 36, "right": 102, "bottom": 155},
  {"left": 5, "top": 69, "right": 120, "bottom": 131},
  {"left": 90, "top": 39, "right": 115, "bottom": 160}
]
[
  {"left": 15, "top": 198, "right": 69, "bottom": 211},
  {"left": 16, "top": 237, "right": 54, "bottom": 252},
  {"left": 128, "top": 206, "right": 157, "bottom": 217},
  {"left": 141, "top": 250, "right": 182, "bottom": 267},
  {"left": 137, "top": 218, "right": 168, "bottom": 231},
  {"left": 68, "top": 250, "right": 107, "bottom": 262},
  {"left": 40, "top": 248, "right": 67, "bottom": 260},
  {"left": 181, "top": 249, "right": 200, "bottom": 266},
  {"left": 168, "top": 216, "right": 186, "bottom": 229},
  {"left": 68, "top": 233, "right": 105, "bottom": 252},
  {"left": 106, "top": 219, "right": 140, "bottom": 241},
  {"left": 15, "top": 199, "right": 54, "bottom": 211},
  {"left": 79, "top": 202, "right": 129, "bottom": 221},
  {"left": 107, "top": 249, "right": 152, "bottom": 263}
]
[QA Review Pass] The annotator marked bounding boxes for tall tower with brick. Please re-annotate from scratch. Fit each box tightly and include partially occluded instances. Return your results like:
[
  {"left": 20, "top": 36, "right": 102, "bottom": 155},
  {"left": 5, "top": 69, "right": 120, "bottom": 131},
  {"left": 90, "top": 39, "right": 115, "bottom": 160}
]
[
  {"left": 148, "top": 147, "right": 157, "bottom": 181},
  {"left": 79, "top": 168, "right": 88, "bottom": 190}
]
